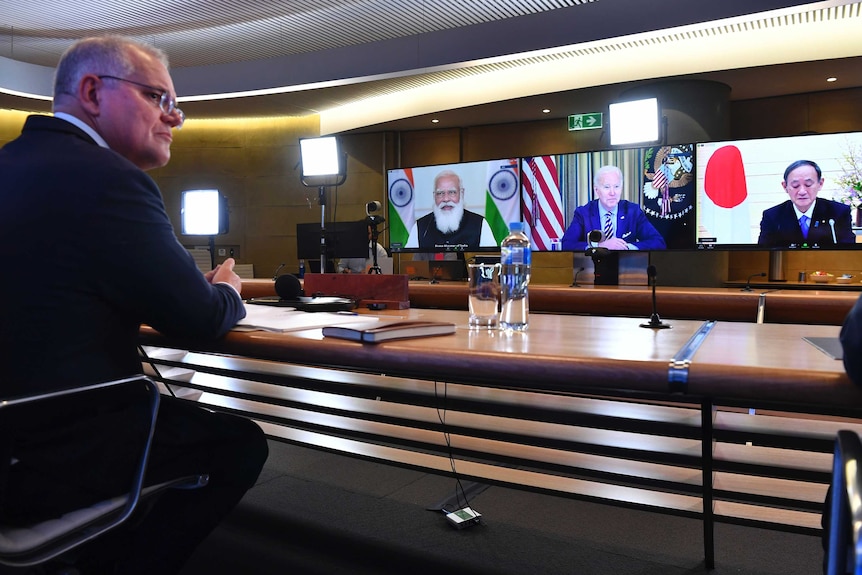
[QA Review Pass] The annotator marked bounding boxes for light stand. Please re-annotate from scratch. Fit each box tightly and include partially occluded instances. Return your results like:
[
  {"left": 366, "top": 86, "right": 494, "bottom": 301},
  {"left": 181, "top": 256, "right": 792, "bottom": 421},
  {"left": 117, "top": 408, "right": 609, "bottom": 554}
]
[
  {"left": 317, "top": 186, "right": 327, "bottom": 273},
  {"left": 180, "top": 189, "right": 228, "bottom": 272},
  {"left": 299, "top": 136, "right": 347, "bottom": 274},
  {"left": 208, "top": 236, "right": 216, "bottom": 271}
]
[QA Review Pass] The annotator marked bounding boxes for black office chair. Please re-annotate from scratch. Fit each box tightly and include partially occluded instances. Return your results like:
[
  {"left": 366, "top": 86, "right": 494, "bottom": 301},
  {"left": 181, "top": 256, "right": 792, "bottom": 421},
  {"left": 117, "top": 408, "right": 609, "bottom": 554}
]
[
  {"left": 0, "top": 375, "right": 208, "bottom": 570},
  {"left": 826, "top": 430, "right": 862, "bottom": 575}
]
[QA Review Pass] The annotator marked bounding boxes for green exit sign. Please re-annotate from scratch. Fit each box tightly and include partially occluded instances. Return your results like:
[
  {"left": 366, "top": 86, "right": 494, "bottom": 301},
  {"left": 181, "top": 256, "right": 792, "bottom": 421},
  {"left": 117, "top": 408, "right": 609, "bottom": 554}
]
[{"left": 568, "top": 113, "right": 603, "bottom": 131}]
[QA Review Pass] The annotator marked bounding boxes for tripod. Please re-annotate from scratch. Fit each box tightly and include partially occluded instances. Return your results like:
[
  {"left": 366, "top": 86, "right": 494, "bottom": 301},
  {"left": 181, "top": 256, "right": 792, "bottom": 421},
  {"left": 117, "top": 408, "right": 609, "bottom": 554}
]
[{"left": 366, "top": 215, "right": 384, "bottom": 274}]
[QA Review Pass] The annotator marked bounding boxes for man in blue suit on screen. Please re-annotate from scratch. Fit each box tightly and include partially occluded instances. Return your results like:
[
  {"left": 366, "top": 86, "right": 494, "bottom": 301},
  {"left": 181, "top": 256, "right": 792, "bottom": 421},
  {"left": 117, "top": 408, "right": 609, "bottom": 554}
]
[
  {"left": 758, "top": 159, "right": 856, "bottom": 248},
  {"left": 561, "top": 165, "right": 666, "bottom": 251}
]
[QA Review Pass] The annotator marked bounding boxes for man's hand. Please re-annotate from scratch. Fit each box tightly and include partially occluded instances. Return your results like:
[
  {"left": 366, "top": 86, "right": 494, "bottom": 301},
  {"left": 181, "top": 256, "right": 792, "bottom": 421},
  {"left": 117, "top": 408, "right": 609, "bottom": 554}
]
[
  {"left": 205, "top": 257, "right": 243, "bottom": 294},
  {"left": 600, "top": 238, "right": 629, "bottom": 250}
]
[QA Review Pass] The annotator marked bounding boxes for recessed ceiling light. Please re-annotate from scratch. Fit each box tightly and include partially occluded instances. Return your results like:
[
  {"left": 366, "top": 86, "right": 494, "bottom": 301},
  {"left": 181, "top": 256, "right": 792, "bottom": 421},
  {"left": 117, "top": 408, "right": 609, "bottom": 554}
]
[
  {"left": 542, "top": 109, "right": 550, "bottom": 114},
  {"left": 431, "top": 118, "right": 439, "bottom": 123},
  {"left": 827, "top": 77, "right": 837, "bottom": 82}
]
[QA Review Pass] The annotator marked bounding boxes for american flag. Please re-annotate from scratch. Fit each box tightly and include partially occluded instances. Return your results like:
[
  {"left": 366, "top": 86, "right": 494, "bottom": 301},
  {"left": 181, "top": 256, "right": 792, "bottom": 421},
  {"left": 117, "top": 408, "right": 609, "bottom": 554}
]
[
  {"left": 653, "top": 163, "right": 671, "bottom": 216},
  {"left": 652, "top": 165, "right": 668, "bottom": 190},
  {"left": 521, "top": 156, "right": 564, "bottom": 250}
]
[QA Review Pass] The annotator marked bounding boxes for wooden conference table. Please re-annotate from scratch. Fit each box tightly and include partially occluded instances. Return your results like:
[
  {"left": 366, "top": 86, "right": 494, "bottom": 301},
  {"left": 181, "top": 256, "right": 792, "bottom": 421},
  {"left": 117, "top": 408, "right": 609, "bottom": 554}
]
[
  {"left": 139, "top": 306, "right": 862, "bottom": 568},
  {"left": 242, "top": 278, "right": 862, "bottom": 325}
]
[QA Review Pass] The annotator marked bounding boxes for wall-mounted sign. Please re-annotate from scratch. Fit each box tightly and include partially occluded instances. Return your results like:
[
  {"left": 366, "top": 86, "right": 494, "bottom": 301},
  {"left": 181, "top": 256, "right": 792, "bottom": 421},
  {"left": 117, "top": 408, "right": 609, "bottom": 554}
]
[{"left": 568, "top": 113, "right": 602, "bottom": 131}]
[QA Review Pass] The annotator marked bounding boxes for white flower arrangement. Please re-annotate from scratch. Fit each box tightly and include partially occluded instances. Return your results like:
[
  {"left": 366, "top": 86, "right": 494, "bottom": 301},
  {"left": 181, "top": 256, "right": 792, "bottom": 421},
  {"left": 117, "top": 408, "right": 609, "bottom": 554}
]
[{"left": 834, "top": 142, "right": 862, "bottom": 209}]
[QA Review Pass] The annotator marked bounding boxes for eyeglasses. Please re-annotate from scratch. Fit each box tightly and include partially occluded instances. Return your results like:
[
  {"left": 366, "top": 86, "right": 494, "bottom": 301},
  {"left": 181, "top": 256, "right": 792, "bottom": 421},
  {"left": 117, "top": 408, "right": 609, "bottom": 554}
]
[
  {"left": 434, "top": 188, "right": 462, "bottom": 199},
  {"left": 98, "top": 75, "right": 185, "bottom": 127}
]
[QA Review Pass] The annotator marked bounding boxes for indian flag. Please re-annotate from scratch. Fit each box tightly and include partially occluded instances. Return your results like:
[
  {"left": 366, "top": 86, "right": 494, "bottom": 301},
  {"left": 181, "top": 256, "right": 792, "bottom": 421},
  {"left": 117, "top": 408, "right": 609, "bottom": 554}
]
[
  {"left": 484, "top": 159, "right": 520, "bottom": 243},
  {"left": 388, "top": 168, "right": 415, "bottom": 248}
]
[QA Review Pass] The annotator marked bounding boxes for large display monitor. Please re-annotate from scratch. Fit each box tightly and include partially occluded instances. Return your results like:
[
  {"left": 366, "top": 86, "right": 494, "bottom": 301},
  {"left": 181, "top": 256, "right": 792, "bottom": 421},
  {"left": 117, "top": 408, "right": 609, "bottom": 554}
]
[
  {"left": 522, "top": 144, "right": 696, "bottom": 252},
  {"left": 695, "top": 131, "right": 862, "bottom": 250},
  {"left": 388, "top": 158, "right": 520, "bottom": 254},
  {"left": 384, "top": 131, "right": 862, "bottom": 255}
]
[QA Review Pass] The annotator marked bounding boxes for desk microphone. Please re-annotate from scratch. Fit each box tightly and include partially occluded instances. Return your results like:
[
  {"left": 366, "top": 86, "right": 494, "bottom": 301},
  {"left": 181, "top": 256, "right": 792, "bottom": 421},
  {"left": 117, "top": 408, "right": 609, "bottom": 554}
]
[
  {"left": 742, "top": 272, "right": 766, "bottom": 292},
  {"left": 272, "top": 263, "right": 285, "bottom": 281},
  {"left": 269, "top": 274, "right": 355, "bottom": 312},
  {"left": 640, "top": 265, "right": 671, "bottom": 329},
  {"left": 571, "top": 266, "right": 585, "bottom": 287},
  {"left": 829, "top": 218, "right": 837, "bottom": 243}
]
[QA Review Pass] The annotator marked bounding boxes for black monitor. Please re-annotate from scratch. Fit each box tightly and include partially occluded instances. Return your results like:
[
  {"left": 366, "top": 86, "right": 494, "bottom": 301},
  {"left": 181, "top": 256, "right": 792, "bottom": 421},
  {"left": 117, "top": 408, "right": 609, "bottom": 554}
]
[{"left": 297, "top": 221, "right": 369, "bottom": 260}]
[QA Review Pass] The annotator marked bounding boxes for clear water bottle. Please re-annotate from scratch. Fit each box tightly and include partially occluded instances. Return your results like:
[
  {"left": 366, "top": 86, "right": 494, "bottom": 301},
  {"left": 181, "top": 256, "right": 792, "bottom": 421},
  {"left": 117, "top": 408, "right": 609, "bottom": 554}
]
[
  {"left": 298, "top": 259, "right": 306, "bottom": 279},
  {"left": 499, "top": 221, "right": 531, "bottom": 331}
]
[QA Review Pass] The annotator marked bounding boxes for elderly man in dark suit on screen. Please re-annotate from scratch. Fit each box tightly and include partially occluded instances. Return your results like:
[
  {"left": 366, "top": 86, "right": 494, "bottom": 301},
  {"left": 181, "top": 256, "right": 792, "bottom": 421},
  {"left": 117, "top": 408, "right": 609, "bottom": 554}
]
[
  {"left": 405, "top": 169, "right": 496, "bottom": 252},
  {"left": 560, "top": 165, "right": 666, "bottom": 251},
  {"left": 758, "top": 159, "right": 856, "bottom": 248}
]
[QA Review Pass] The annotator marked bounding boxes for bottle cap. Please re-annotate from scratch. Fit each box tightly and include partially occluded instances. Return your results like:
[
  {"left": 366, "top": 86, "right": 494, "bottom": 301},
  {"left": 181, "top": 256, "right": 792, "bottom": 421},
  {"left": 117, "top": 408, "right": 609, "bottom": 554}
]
[{"left": 508, "top": 222, "right": 524, "bottom": 232}]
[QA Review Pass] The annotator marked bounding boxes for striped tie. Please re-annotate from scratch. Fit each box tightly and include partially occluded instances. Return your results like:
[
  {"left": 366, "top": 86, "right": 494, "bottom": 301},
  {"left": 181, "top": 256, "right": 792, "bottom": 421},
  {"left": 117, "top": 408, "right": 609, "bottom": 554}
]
[{"left": 603, "top": 212, "right": 613, "bottom": 240}]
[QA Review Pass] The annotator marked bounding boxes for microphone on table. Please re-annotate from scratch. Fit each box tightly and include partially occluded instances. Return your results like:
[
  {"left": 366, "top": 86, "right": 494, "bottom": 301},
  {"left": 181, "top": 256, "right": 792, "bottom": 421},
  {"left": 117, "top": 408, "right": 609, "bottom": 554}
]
[
  {"left": 829, "top": 218, "right": 837, "bottom": 243},
  {"left": 571, "top": 266, "right": 585, "bottom": 288},
  {"left": 742, "top": 272, "right": 766, "bottom": 292},
  {"left": 272, "top": 263, "right": 285, "bottom": 281},
  {"left": 640, "top": 265, "right": 671, "bottom": 329}
]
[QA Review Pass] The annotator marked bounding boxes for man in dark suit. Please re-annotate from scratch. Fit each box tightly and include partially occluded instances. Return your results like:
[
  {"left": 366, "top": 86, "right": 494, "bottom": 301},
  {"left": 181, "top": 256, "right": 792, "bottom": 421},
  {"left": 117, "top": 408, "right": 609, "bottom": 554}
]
[
  {"left": 405, "top": 169, "right": 496, "bottom": 252},
  {"left": 0, "top": 36, "right": 268, "bottom": 574},
  {"left": 560, "top": 165, "right": 667, "bottom": 251},
  {"left": 758, "top": 159, "right": 856, "bottom": 248}
]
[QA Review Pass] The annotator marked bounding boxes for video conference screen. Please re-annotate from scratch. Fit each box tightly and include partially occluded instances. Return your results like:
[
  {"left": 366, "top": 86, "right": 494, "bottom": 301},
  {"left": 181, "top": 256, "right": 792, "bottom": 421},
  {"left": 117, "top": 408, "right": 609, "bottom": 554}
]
[
  {"left": 387, "top": 158, "right": 520, "bottom": 254},
  {"left": 522, "top": 145, "right": 696, "bottom": 252},
  {"left": 384, "top": 130, "right": 862, "bottom": 254},
  {"left": 695, "top": 131, "right": 862, "bottom": 249}
]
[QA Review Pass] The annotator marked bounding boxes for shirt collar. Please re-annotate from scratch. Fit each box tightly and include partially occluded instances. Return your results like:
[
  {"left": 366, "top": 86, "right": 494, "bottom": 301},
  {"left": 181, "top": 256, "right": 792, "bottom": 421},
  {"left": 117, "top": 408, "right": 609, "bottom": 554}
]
[
  {"left": 53, "top": 112, "right": 110, "bottom": 149},
  {"left": 792, "top": 203, "right": 814, "bottom": 220}
]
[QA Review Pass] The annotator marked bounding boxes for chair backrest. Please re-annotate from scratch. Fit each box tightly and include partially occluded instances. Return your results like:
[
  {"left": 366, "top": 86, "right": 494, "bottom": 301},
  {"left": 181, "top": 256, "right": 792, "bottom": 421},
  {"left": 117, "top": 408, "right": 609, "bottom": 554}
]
[
  {"left": 827, "top": 430, "right": 862, "bottom": 575},
  {"left": 0, "top": 375, "right": 160, "bottom": 567}
]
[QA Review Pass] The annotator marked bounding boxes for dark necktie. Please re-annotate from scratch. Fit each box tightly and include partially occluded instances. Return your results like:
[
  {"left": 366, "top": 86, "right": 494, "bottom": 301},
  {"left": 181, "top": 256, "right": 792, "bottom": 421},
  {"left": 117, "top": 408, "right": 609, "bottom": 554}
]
[
  {"left": 603, "top": 212, "right": 613, "bottom": 240},
  {"left": 800, "top": 215, "right": 810, "bottom": 239}
]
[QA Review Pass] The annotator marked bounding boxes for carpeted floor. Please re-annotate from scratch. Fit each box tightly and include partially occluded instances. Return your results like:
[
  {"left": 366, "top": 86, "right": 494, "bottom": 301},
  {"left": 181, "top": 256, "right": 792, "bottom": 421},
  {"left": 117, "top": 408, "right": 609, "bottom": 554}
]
[{"left": 179, "top": 440, "right": 824, "bottom": 575}]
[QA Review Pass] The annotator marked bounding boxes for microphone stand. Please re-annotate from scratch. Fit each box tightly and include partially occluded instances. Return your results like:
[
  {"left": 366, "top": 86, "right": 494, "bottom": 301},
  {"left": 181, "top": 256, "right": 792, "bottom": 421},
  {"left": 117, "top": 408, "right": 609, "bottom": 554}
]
[
  {"left": 640, "top": 265, "right": 671, "bottom": 329},
  {"left": 272, "top": 263, "right": 285, "bottom": 281},
  {"left": 571, "top": 267, "right": 585, "bottom": 287},
  {"left": 741, "top": 272, "right": 767, "bottom": 292}
]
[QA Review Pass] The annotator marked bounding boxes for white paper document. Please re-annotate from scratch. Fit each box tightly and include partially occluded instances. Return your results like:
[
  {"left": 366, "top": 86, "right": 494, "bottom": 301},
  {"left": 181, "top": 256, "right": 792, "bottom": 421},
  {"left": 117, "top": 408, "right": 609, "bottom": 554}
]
[{"left": 235, "top": 304, "right": 379, "bottom": 333}]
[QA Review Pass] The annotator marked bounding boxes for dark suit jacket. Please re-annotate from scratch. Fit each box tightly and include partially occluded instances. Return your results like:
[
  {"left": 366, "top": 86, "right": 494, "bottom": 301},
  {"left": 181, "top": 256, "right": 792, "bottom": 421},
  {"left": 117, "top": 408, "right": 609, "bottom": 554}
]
[
  {"left": 841, "top": 294, "right": 862, "bottom": 387},
  {"left": 414, "top": 209, "right": 485, "bottom": 250},
  {"left": 560, "top": 199, "right": 667, "bottom": 251},
  {"left": 0, "top": 115, "right": 246, "bottom": 396},
  {"left": 757, "top": 198, "right": 855, "bottom": 247}
]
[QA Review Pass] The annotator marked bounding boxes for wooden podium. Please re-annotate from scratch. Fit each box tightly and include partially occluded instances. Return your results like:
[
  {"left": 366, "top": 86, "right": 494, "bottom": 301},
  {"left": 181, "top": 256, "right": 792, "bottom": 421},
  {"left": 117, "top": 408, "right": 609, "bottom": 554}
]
[{"left": 303, "top": 273, "right": 410, "bottom": 309}]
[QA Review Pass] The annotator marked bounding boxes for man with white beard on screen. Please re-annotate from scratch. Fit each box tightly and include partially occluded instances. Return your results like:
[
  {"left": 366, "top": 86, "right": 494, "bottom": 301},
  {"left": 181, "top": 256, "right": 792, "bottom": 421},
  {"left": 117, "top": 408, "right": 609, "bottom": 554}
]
[{"left": 405, "top": 169, "right": 496, "bottom": 252}]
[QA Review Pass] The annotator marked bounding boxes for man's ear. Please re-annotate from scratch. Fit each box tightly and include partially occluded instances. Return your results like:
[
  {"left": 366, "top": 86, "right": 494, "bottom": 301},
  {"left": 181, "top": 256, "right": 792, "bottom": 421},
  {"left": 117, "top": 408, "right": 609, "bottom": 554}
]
[{"left": 78, "top": 75, "right": 102, "bottom": 116}]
